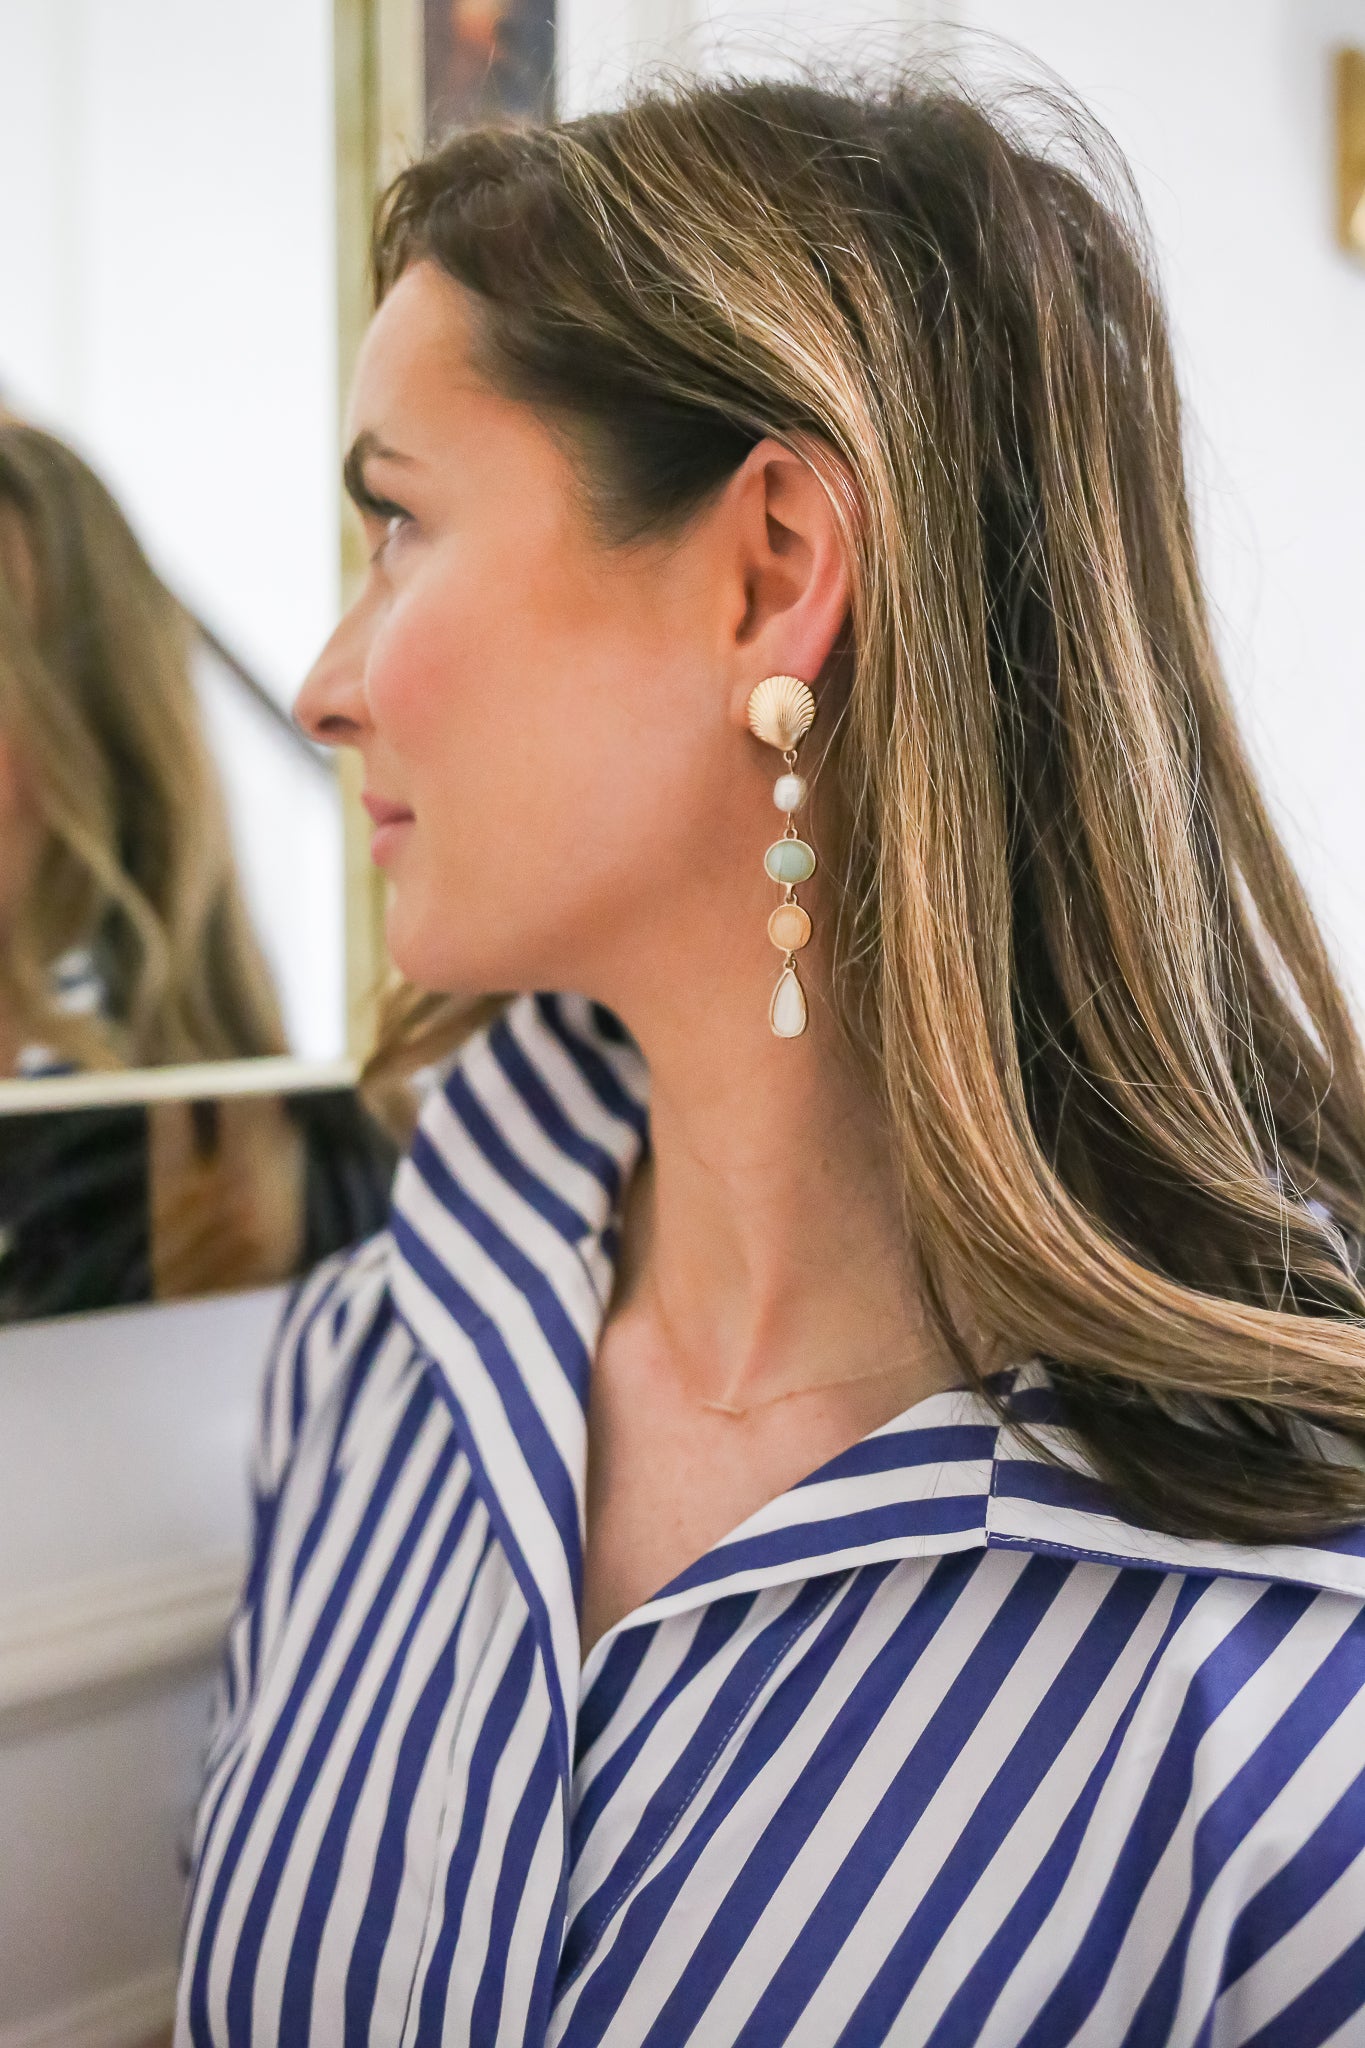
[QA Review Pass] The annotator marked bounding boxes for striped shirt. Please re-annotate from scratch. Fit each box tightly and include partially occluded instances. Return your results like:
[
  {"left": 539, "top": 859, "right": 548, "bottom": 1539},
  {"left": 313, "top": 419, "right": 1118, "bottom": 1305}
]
[
  {"left": 176, "top": 989, "right": 1365, "bottom": 2047},
  {"left": 15, "top": 945, "right": 105, "bottom": 1076}
]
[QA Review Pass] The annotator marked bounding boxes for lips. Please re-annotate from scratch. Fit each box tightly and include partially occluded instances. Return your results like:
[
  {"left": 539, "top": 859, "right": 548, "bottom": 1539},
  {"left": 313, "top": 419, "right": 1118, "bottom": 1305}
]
[{"left": 361, "top": 792, "right": 415, "bottom": 827}]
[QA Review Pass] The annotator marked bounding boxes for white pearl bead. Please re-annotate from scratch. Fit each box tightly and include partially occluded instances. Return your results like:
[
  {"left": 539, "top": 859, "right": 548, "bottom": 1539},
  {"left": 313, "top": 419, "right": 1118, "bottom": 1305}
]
[{"left": 772, "top": 772, "right": 807, "bottom": 813}]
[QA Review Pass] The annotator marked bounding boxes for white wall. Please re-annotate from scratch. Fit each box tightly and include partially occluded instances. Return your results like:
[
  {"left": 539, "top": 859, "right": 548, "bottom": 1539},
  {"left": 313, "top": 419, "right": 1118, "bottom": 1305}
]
[
  {"left": 949, "top": 0, "right": 1365, "bottom": 1002},
  {"left": 0, "top": 1288, "right": 279, "bottom": 2044},
  {"left": 0, "top": 0, "right": 346, "bottom": 1061},
  {"left": 560, "top": 0, "right": 927, "bottom": 110}
]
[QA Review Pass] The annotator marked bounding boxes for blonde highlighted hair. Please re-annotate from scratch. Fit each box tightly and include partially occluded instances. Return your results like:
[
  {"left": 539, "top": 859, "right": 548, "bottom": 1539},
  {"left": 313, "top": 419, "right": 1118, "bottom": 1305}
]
[
  {"left": 0, "top": 423, "right": 285, "bottom": 1069},
  {"left": 365, "top": 68, "right": 1365, "bottom": 1539}
]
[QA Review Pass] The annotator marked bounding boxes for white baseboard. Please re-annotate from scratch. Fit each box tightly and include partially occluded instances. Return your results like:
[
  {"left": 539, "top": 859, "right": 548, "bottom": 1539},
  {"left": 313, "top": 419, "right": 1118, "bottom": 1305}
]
[
  {"left": 0, "top": 1554, "right": 242, "bottom": 1741},
  {"left": 0, "top": 1965, "right": 176, "bottom": 2048}
]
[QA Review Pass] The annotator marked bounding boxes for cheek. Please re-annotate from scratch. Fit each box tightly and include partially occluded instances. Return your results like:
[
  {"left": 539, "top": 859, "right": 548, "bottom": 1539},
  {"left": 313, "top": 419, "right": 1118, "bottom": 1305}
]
[
  {"left": 361, "top": 554, "right": 624, "bottom": 966},
  {"left": 358, "top": 533, "right": 729, "bottom": 990},
  {"left": 366, "top": 534, "right": 564, "bottom": 763},
  {"left": 365, "top": 542, "right": 643, "bottom": 825},
  {"left": 364, "top": 576, "right": 470, "bottom": 759}
]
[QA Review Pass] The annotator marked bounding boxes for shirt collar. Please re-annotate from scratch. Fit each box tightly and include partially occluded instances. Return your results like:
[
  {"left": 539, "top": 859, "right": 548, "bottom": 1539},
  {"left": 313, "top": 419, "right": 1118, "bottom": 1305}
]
[
  {"left": 988, "top": 1366, "right": 1365, "bottom": 1604},
  {"left": 388, "top": 991, "right": 1365, "bottom": 1750},
  {"left": 388, "top": 991, "right": 649, "bottom": 1773}
]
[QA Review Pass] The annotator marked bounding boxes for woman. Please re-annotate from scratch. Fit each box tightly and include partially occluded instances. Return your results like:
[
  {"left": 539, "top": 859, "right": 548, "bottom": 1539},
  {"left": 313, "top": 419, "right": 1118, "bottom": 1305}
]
[{"left": 179, "top": 73, "right": 1365, "bottom": 2045}]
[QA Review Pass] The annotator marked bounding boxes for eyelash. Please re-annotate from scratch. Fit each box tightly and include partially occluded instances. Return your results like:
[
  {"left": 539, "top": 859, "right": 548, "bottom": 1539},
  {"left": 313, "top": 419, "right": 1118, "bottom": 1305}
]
[{"left": 366, "top": 501, "right": 412, "bottom": 562}]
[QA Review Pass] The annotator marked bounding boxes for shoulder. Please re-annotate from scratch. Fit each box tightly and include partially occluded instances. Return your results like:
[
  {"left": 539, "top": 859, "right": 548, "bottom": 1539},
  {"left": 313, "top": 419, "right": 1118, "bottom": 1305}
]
[
  {"left": 979, "top": 1374, "right": 1365, "bottom": 1863},
  {"left": 981, "top": 1361, "right": 1365, "bottom": 1749},
  {"left": 989, "top": 1366, "right": 1365, "bottom": 1607}
]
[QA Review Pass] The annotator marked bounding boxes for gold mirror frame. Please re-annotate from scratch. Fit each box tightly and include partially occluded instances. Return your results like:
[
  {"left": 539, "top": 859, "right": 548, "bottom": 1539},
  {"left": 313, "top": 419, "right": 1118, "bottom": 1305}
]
[
  {"left": 1339, "top": 49, "right": 1365, "bottom": 257},
  {"left": 334, "top": 0, "right": 424, "bottom": 1073}
]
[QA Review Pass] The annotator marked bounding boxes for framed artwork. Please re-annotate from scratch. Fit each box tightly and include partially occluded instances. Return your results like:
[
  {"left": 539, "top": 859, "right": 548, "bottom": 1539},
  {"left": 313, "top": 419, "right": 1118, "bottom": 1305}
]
[{"left": 424, "top": 0, "right": 555, "bottom": 138}]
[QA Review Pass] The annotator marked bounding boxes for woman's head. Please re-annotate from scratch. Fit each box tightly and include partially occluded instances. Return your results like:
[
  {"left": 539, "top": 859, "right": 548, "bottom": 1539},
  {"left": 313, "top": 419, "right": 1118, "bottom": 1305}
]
[
  {"left": 306, "top": 69, "right": 1365, "bottom": 1538},
  {"left": 300, "top": 260, "right": 851, "bottom": 1003},
  {"left": 0, "top": 423, "right": 285, "bottom": 1067}
]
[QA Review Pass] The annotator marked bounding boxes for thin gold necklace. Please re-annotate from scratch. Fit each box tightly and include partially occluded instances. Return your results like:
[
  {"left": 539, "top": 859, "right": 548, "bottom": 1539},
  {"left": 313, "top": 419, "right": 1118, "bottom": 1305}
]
[
  {"left": 697, "top": 1358, "right": 926, "bottom": 1420},
  {"left": 613, "top": 1162, "right": 942, "bottom": 1422}
]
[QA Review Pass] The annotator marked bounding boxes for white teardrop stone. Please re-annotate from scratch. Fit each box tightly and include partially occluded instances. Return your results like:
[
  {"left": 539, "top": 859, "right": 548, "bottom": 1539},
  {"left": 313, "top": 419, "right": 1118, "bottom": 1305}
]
[
  {"left": 772, "top": 772, "right": 808, "bottom": 813},
  {"left": 770, "top": 966, "right": 808, "bottom": 1038}
]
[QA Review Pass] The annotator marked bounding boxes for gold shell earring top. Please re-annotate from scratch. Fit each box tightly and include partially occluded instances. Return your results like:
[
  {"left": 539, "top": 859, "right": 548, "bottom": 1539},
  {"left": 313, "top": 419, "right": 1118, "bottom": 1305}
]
[{"left": 746, "top": 674, "right": 816, "bottom": 752}]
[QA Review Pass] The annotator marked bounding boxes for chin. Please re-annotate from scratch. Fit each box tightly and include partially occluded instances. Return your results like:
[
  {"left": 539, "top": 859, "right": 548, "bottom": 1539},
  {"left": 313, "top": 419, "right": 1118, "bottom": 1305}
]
[
  {"left": 384, "top": 897, "right": 459, "bottom": 992},
  {"left": 384, "top": 894, "right": 521, "bottom": 999}
]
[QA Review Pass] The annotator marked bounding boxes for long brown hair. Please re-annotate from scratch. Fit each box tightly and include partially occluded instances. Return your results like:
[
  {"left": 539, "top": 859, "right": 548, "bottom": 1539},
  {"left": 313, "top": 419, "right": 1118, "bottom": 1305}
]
[
  {"left": 0, "top": 423, "right": 286, "bottom": 1068},
  {"left": 366, "top": 68, "right": 1365, "bottom": 1541}
]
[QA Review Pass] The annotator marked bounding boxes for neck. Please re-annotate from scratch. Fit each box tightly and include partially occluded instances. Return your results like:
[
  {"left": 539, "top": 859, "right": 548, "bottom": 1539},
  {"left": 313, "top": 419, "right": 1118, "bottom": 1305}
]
[{"left": 596, "top": 958, "right": 967, "bottom": 1418}]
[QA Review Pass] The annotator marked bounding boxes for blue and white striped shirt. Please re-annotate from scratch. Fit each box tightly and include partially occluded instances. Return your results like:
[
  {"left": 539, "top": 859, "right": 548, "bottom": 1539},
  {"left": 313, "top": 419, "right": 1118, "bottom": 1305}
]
[{"left": 177, "top": 989, "right": 1365, "bottom": 2046}]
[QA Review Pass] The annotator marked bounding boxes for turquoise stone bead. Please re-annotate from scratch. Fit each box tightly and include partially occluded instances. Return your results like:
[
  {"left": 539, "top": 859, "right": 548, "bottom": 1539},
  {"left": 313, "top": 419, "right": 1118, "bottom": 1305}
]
[{"left": 764, "top": 837, "right": 816, "bottom": 884}]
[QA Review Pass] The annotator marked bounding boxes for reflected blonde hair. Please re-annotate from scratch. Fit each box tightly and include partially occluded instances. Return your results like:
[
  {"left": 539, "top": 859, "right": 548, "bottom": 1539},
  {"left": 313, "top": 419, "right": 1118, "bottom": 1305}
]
[
  {"left": 0, "top": 423, "right": 285, "bottom": 1068},
  {"left": 367, "top": 69, "right": 1365, "bottom": 1539}
]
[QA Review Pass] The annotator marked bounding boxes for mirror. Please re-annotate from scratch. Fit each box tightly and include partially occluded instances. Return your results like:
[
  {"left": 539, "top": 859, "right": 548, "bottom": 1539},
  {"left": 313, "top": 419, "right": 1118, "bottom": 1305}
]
[
  {"left": 0, "top": 0, "right": 403, "bottom": 1320},
  {"left": 0, "top": 1, "right": 349, "bottom": 1090}
]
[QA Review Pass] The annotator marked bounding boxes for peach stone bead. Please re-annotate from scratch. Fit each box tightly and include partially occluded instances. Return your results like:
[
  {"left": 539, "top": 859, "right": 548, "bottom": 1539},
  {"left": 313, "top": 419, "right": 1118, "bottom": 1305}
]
[{"left": 768, "top": 902, "right": 812, "bottom": 951}]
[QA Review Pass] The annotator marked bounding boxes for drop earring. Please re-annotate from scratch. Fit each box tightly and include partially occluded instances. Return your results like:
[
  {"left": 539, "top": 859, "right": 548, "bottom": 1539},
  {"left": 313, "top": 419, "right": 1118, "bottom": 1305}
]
[{"left": 746, "top": 674, "right": 817, "bottom": 1039}]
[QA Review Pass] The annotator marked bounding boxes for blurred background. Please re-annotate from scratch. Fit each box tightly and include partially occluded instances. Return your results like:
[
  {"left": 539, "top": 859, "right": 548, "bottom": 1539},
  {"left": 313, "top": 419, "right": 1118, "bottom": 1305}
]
[{"left": 0, "top": 2, "right": 1361, "bottom": 2043}]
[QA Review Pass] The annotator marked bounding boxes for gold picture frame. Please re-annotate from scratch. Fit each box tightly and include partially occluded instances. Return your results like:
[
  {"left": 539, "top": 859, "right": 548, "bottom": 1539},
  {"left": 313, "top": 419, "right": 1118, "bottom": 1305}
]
[{"left": 1338, "top": 48, "right": 1365, "bottom": 258}]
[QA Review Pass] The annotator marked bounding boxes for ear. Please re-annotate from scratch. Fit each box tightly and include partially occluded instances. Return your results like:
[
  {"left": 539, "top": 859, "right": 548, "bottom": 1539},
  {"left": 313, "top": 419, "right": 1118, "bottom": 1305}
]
[{"left": 716, "top": 436, "right": 855, "bottom": 713}]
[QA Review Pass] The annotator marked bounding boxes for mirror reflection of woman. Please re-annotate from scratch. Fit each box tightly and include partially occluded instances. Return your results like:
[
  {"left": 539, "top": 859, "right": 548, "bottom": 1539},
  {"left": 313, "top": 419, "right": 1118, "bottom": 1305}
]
[
  {"left": 180, "top": 72, "right": 1365, "bottom": 2045},
  {"left": 0, "top": 425, "right": 396, "bottom": 1316},
  {"left": 0, "top": 422, "right": 285, "bottom": 1078}
]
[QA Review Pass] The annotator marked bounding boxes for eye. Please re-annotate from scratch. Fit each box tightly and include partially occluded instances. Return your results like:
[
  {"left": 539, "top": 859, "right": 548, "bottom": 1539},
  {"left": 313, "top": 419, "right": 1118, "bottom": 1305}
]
[{"left": 369, "top": 506, "right": 412, "bottom": 564}]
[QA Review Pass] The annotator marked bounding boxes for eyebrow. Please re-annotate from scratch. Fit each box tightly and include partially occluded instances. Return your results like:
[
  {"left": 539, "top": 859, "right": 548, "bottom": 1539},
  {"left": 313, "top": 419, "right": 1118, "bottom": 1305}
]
[{"left": 342, "top": 431, "right": 416, "bottom": 515}]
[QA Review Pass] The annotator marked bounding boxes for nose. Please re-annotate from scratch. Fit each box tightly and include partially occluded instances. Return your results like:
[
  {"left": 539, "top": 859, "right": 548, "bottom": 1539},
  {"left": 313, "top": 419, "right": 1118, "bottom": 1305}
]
[{"left": 294, "top": 598, "right": 375, "bottom": 749}]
